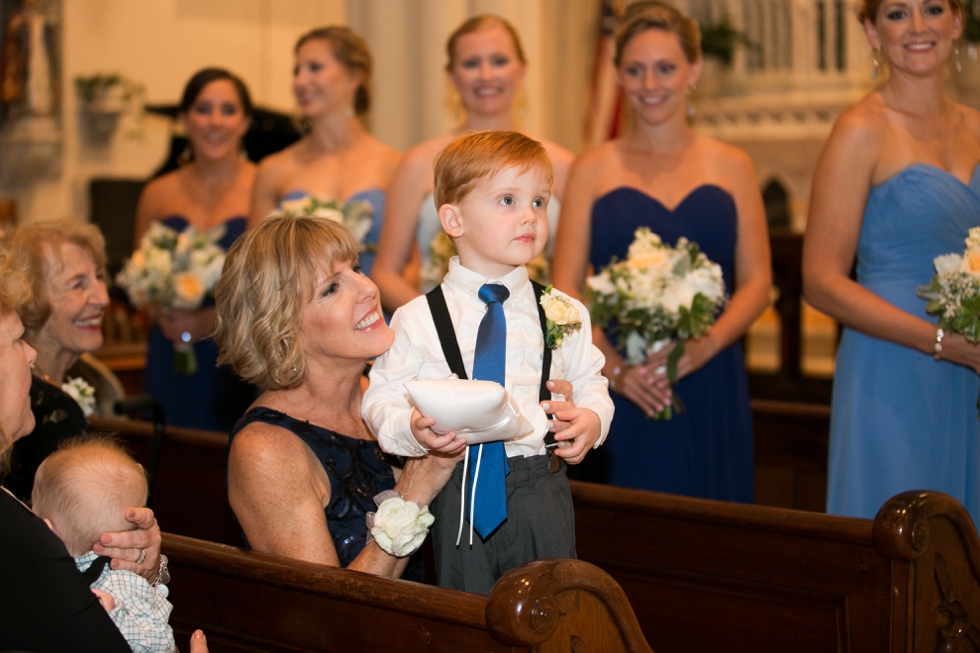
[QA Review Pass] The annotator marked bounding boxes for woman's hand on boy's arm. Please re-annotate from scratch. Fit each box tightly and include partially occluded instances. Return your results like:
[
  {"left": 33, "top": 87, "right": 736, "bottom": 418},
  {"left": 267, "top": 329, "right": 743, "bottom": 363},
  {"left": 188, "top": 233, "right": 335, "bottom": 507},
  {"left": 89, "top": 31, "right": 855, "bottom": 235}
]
[
  {"left": 94, "top": 507, "right": 161, "bottom": 581},
  {"left": 549, "top": 406, "right": 602, "bottom": 465},
  {"left": 410, "top": 407, "right": 467, "bottom": 454}
]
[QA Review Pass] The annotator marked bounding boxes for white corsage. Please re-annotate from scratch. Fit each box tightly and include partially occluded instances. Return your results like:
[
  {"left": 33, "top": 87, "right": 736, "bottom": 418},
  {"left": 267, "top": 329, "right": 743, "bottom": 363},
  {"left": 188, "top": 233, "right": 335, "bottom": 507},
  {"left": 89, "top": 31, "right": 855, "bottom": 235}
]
[
  {"left": 539, "top": 284, "right": 582, "bottom": 349},
  {"left": 62, "top": 377, "right": 96, "bottom": 417},
  {"left": 365, "top": 490, "right": 435, "bottom": 557}
]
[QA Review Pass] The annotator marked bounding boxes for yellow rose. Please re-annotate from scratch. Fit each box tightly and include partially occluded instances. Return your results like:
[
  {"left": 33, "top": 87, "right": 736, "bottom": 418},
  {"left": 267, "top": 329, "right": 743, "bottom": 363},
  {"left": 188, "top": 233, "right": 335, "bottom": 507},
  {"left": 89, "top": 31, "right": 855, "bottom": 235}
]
[
  {"left": 543, "top": 295, "right": 581, "bottom": 326},
  {"left": 962, "top": 249, "right": 980, "bottom": 276},
  {"left": 627, "top": 249, "right": 670, "bottom": 273},
  {"left": 172, "top": 272, "right": 205, "bottom": 309}
]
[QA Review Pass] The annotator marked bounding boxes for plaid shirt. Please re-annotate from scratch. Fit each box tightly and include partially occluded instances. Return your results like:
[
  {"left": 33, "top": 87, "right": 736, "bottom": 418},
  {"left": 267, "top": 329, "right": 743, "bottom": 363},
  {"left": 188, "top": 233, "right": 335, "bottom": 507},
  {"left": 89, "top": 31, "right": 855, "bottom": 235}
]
[{"left": 75, "top": 551, "right": 176, "bottom": 653}]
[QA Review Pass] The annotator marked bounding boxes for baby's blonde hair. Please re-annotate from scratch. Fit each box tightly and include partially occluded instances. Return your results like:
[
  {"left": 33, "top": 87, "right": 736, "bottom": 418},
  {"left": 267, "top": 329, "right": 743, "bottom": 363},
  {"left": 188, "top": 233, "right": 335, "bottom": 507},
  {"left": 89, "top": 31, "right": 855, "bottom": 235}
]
[{"left": 32, "top": 436, "right": 147, "bottom": 557}]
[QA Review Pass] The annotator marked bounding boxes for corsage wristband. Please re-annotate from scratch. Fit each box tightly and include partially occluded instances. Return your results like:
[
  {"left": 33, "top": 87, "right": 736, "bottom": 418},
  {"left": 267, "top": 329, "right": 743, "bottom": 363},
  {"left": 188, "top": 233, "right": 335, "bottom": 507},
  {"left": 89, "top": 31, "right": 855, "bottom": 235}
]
[{"left": 365, "top": 490, "right": 435, "bottom": 558}]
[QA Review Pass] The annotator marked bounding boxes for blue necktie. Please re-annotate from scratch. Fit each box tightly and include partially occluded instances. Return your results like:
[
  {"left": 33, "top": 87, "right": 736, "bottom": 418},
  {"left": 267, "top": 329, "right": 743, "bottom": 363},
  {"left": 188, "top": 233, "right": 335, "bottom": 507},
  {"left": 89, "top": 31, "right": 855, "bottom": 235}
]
[{"left": 470, "top": 283, "right": 510, "bottom": 538}]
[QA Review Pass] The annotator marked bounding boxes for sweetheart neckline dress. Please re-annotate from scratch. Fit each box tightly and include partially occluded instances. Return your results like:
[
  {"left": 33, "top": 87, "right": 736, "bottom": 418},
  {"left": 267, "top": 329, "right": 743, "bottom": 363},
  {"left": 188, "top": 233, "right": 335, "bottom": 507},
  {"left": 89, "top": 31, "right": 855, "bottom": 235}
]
[
  {"left": 142, "top": 215, "right": 253, "bottom": 432},
  {"left": 588, "top": 185, "right": 754, "bottom": 502},
  {"left": 828, "top": 163, "right": 980, "bottom": 523}
]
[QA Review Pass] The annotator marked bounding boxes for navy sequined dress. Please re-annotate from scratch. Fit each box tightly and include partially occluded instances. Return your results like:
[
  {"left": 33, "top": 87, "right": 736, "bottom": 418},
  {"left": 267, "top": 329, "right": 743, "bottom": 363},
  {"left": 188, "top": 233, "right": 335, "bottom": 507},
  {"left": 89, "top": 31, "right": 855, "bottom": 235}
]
[{"left": 227, "top": 407, "right": 424, "bottom": 580}]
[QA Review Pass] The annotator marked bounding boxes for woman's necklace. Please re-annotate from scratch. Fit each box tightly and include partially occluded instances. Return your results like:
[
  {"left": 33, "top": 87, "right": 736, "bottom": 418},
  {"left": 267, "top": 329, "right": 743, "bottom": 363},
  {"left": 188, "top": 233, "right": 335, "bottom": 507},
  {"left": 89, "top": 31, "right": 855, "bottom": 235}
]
[{"left": 32, "top": 367, "right": 60, "bottom": 387}]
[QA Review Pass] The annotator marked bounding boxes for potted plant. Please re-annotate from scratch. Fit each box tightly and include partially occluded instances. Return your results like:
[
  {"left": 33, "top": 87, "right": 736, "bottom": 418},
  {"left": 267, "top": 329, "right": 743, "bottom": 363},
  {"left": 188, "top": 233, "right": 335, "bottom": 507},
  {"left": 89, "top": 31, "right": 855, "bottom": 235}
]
[
  {"left": 697, "top": 16, "right": 755, "bottom": 97},
  {"left": 74, "top": 73, "right": 144, "bottom": 140}
]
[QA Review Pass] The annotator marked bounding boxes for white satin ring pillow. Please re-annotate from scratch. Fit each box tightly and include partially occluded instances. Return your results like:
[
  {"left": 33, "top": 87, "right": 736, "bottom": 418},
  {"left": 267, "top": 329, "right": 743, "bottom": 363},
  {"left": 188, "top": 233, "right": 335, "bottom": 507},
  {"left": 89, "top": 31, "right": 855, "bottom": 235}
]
[{"left": 405, "top": 378, "right": 534, "bottom": 445}]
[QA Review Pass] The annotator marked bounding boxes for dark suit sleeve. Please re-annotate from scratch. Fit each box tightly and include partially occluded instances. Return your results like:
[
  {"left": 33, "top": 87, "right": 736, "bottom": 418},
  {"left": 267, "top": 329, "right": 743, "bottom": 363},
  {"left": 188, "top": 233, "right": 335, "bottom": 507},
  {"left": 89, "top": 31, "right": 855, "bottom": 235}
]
[{"left": 0, "top": 491, "right": 131, "bottom": 653}]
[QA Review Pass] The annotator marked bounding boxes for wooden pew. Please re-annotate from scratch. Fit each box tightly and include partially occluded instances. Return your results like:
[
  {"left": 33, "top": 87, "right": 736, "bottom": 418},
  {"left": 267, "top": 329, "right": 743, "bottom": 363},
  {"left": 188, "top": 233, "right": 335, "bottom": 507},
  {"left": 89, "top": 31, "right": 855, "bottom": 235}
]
[
  {"left": 94, "top": 416, "right": 980, "bottom": 652},
  {"left": 572, "top": 483, "right": 980, "bottom": 653},
  {"left": 90, "top": 416, "right": 240, "bottom": 546},
  {"left": 752, "top": 399, "right": 830, "bottom": 512},
  {"left": 162, "top": 532, "right": 653, "bottom": 653}
]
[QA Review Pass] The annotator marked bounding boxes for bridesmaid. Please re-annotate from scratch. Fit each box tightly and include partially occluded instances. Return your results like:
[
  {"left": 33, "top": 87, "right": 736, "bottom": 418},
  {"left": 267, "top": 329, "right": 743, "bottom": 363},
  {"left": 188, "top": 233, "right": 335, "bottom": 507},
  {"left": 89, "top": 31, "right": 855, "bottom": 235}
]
[
  {"left": 134, "top": 68, "right": 255, "bottom": 431},
  {"left": 551, "top": 1, "right": 770, "bottom": 501},
  {"left": 371, "top": 15, "right": 573, "bottom": 312},
  {"left": 803, "top": 0, "right": 980, "bottom": 521},
  {"left": 249, "top": 26, "right": 398, "bottom": 278}
]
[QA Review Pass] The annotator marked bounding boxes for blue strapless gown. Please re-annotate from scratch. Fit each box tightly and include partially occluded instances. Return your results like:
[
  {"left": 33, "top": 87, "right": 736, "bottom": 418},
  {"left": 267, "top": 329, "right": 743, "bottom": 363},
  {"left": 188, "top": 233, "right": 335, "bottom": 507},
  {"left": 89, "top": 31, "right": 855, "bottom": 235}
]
[
  {"left": 143, "top": 216, "right": 253, "bottom": 432},
  {"left": 828, "top": 164, "right": 980, "bottom": 523},
  {"left": 279, "top": 189, "right": 385, "bottom": 278},
  {"left": 589, "top": 186, "right": 754, "bottom": 502}
]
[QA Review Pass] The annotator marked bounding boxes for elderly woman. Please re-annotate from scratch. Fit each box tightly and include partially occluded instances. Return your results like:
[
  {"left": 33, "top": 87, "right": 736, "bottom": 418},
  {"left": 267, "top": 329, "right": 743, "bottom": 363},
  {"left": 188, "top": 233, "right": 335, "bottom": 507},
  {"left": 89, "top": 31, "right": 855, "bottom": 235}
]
[
  {"left": 0, "top": 240, "right": 176, "bottom": 653},
  {"left": 3, "top": 220, "right": 109, "bottom": 501}
]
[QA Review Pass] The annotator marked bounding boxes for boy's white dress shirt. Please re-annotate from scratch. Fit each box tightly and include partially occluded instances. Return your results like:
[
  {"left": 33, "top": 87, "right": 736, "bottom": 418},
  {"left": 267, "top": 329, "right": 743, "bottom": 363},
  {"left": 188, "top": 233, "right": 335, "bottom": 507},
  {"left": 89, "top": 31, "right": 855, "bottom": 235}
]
[{"left": 363, "top": 258, "right": 613, "bottom": 458}]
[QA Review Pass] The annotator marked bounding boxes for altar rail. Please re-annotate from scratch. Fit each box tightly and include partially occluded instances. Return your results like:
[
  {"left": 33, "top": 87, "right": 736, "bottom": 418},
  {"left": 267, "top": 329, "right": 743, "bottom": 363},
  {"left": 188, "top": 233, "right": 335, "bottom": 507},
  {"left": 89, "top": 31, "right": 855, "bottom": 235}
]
[{"left": 163, "top": 533, "right": 652, "bottom": 653}]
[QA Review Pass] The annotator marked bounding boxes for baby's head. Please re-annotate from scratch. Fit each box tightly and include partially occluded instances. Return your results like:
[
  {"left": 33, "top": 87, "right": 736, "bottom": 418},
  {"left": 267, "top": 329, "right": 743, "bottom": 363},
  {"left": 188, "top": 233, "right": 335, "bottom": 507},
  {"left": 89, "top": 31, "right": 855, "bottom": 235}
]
[
  {"left": 434, "top": 131, "right": 553, "bottom": 278},
  {"left": 32, "top": 436, "right": 148, "bottom": 557}
]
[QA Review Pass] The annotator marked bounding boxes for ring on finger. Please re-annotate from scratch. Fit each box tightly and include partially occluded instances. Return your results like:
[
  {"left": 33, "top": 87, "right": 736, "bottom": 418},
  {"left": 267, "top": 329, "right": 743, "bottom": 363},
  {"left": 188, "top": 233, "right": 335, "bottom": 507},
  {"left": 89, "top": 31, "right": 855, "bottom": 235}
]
[{"left": 136, "top": 548, "right": 147, "bottom": 565}]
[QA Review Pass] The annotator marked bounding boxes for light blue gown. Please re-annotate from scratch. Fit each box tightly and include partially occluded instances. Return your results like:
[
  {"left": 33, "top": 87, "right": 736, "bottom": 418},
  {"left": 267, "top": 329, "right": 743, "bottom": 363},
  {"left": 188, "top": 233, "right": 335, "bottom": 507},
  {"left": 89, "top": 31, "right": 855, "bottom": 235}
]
[
  {"left": 280, "top": 189, "right": 386, "bottom": 277},
  {"left": 828, "top": 164, "right": 980, "bottom": 524}
]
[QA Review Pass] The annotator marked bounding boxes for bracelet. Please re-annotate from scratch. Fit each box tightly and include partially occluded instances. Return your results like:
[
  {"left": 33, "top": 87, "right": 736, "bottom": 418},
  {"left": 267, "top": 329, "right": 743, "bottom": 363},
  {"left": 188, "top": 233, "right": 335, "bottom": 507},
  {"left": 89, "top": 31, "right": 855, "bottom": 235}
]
[
  {"left": 935, "top": 328, "right": 945, "bottom": 360},
  {"left": 365, "top": 490, "right": 434, "bottom": 557},
  {"left": 152, "top": 554, "right": 170, "bottom": 587}
]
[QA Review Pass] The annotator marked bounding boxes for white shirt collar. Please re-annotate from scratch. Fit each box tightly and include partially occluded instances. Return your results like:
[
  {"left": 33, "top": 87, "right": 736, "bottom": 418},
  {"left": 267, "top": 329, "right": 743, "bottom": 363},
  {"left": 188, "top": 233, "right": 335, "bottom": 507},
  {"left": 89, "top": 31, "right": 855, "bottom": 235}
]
[{"left": 444, "top": 256, "right": 530, "bottom": 299}]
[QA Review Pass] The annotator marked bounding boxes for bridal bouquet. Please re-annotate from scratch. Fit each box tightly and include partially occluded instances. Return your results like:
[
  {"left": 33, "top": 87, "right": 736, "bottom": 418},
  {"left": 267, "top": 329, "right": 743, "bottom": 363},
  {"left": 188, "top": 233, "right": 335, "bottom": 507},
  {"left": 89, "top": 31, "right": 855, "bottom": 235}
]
[
  {"left": 420, "top": 231, "right": 550, "bottom": 291},
  {"left": 116, "top": 222, "right": 226, "bottom": 375},
  {"left": 918, "top": 227, "right": 980, "bottom": 415},
  {"left": 586, "top": 227, "right": 727, "bottom": 419},
  {"left": 277, "top": 194, "right": 374, "bottom": 252}
]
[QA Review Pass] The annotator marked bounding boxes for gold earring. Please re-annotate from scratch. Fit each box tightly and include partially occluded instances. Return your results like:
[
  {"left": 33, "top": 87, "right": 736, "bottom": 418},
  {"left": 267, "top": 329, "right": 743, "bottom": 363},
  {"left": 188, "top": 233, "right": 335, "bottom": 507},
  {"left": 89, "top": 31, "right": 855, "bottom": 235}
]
[
  {"left": 513, "top": 86, "right": 528, "bottom": 126},
  {"left": 872, "top": 48, "right": 881, "bottom": 79},
  {"left": 956, "top": 42, "right": 963, "bottom": 72},
  {"left": 445, "top": 83, "right": 465, "bottom": 125}
]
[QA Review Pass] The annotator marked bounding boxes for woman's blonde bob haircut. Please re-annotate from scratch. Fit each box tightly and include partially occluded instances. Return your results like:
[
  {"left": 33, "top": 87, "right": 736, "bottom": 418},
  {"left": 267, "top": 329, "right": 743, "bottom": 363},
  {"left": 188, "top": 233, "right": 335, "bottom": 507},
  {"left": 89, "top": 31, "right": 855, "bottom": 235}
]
[
  {"left": 213, "top": 215, "right": 358, "bottom": 390},
  {"left": 4, "top": 220, "right": 107, "bottom": 335},
  {"left": 0, "top": 240, "right": 32, "bottom": 471},
  {"left": 614, "top": 0, "right": 702, "bottom": 66}
]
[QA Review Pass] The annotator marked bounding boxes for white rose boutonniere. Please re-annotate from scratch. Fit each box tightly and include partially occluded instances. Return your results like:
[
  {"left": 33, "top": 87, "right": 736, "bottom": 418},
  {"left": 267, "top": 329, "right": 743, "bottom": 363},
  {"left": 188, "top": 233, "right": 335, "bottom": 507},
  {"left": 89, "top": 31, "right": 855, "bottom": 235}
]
[
  {"left": 62, "top": 377, "right": 96, "bottom": 417},
  {"left": 539, "top": 285, "right": 582, "bottom": 349},
  {"left": 365, "top": 490, "right": 435, "bottom": 557}
]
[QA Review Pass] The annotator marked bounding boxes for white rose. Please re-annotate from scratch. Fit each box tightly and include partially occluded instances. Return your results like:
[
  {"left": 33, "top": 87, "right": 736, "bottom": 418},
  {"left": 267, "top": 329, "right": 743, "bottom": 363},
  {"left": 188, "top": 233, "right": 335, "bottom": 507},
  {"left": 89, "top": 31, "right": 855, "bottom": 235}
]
[
  {"left": 586, "top": 272, "right": 616, "bottom": 296},
  {"left": 625, "top": 331, "right": 647, "bottom": 365},
  {"left": 145, "top": 248, "right": 173, "bottom": 277},
  {"left": 371, "top": 497, "right": 435, "bottom": 557},
  {"left": 279, "top": 198, "right": 308, "bottom": 215},
  {"left": 934, "top": 253, "right": 963, "bottom": 275},
  {"left": 313, "top": 207, "right": 345, "bottom": 223}
]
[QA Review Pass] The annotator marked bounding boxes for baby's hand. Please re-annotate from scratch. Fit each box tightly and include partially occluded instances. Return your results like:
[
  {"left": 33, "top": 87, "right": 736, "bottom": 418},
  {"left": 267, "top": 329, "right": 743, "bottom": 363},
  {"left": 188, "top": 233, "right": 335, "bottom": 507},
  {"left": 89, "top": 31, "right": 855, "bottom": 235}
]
[
  {"left": 91, "top": 587, "right": 116, "bottom": 613},
  {"left": 548, "top": 406, "right": 602, "bottom": 465},
  {"left": 410, "top": 407, "right": 466, "bottom": 453}
]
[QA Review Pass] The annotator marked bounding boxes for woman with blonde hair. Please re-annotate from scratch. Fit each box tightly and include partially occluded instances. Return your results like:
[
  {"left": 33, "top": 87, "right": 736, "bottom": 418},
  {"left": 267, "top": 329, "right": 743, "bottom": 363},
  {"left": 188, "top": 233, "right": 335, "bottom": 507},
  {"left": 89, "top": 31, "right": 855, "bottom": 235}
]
[
  {"left": 249, "top": 26, "right": 398, "bottom": 280},
  {"left": 803, "top": 0, "right": 980, "bottom": 520},
  {"left": 371, "top": 15, "right": 573, "bottom": 311},
  {"left": 551, "top": 1, "right": 771, "bottom": 500},
  {"left": 3, "top": 220, "right": 108, "bottom": 501}
]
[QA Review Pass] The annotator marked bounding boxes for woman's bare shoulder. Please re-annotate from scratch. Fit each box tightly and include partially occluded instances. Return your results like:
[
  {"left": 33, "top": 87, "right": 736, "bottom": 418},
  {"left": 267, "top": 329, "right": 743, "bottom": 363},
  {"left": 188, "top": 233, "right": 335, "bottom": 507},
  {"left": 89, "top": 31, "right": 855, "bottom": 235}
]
[
  {"left": 229, "top": 419, "right": 311, "bottom": 469},
  {"left": 539, "top": 138, "right": 575, "bottom": 167}
]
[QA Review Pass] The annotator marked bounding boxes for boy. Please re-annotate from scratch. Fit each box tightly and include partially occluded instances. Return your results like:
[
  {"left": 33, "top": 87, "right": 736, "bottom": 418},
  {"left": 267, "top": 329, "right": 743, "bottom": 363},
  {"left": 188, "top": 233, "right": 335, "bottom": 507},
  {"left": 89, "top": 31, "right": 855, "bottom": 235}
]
[
  {"left": 32, "top": 437, "right": 176, "bottom": 653},
  {"left": 363, "top": 130, "right": 613, "bottom": 594}
]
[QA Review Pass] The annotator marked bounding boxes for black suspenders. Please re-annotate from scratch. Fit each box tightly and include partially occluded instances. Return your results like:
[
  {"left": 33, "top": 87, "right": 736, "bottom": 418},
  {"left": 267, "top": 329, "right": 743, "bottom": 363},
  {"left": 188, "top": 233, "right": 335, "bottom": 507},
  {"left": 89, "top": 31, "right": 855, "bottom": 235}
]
[{"left": 425, "top": 282, "right": 558, "bottom": 452}]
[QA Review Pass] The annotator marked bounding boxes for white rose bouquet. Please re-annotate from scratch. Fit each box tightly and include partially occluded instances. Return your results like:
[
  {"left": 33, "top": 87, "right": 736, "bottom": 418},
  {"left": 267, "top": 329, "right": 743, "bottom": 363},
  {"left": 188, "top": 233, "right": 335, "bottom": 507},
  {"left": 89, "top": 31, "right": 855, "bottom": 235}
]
[
  {"left": 918, "top": 226, "right": 980, "bottom": 415},
  {"left": 115, "top": 222, "right": 227, "bottom": 375},
  {"left": 277, "top": 194, "right": 374, "bottom": 252},
  {"left": 586, "top": 227, "right": 727, "bottom": 420},
  {"left": 420, "top": 230, "right": 550, "bottom": 292}
]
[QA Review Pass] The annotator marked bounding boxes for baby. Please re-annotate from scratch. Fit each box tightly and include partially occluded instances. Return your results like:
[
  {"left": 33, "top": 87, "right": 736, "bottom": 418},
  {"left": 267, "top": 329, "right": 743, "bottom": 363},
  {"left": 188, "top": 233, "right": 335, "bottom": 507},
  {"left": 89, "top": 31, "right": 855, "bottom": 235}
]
[{"left": 32, "top": 436, "right": 175, "bottom": 653}]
